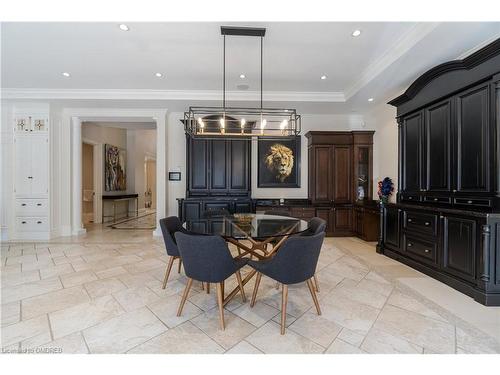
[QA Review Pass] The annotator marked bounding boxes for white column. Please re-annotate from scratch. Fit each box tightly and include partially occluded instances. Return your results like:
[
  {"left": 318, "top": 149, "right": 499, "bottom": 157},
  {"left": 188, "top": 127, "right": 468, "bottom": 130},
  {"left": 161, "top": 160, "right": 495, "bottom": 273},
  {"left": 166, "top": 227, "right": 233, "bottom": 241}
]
[
  {"left": 71, "top": 117, "right": 86, "bottom": 235},
  {"left": 153, "top": 112, "right": 167, "bottom": 236}
]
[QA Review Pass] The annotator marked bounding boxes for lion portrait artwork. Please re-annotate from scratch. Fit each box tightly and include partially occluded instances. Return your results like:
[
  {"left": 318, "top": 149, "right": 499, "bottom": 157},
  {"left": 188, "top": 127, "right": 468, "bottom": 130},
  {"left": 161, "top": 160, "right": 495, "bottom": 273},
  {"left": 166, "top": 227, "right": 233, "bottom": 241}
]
[
  {"left": 258, "top": 137, "right": 300, "bottom": 188},
  {"left": 265, "top": 143, "right": 294, "bottom": 182},
  {"left": 105, "top": 144, "right": 127, "bottom": 191}
]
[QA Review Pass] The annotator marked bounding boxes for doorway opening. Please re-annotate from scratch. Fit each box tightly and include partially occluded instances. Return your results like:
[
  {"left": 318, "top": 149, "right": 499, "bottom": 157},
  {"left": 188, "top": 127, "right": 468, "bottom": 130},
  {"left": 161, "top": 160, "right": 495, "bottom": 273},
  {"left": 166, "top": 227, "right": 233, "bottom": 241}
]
[{"left": 82, "top": 142, "right": 95, "bottom": 224}]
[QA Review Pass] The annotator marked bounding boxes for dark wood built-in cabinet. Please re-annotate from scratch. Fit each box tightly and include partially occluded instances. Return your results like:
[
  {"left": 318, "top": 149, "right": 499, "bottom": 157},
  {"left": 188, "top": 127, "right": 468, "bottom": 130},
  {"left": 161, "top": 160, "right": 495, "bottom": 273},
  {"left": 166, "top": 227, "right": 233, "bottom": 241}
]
[
  {"left": 306, "top": 131, "right": 378, "bottom": 239},
  {"left": 378, "top": 38, "right": 500, "bottom": 305},
  {"left": 186, "top": 136, "right": 250, "bottom": 197},
  {"left": 179, "top": 130, "right": 378, "bottom": 241}
]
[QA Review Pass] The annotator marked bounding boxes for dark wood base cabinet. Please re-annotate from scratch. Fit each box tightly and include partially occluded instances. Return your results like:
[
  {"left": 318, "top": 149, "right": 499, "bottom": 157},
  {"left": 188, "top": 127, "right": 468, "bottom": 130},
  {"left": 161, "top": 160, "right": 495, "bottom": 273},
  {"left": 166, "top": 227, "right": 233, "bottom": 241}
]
[{"left": 378, "top": 204, "right": 500, "bottom": 305}]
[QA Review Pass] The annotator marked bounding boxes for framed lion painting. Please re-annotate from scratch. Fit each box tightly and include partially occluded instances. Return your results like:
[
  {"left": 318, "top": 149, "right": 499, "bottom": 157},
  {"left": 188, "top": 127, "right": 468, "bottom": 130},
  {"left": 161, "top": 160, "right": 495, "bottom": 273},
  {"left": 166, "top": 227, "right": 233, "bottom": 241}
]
[{"left": 258, "top": 136, "right": 301, "bottom": 188}]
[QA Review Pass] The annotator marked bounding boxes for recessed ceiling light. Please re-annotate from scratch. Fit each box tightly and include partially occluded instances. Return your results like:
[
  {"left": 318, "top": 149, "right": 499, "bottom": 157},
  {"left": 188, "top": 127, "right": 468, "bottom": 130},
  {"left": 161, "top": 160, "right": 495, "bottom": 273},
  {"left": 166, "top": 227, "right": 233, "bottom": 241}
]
[
  {"left": 119, "top": 24, "right": 129, "bottom": 31},
  {"left": 352, "top": 29, "right": 362, "bottom": 37},
  {"left": 239, "top": 74, "right": 246, "bottom": 79},
  {"left": 368, "top": 98, "right": 374, "bottom": 102},
  {"left": 155, "top": 72, "right": 163, "bottom": 78},
  {"left": 320, "top": 75, "right": 327, "bottom": 80},
  {"left": 62, "top": 72, "right": 70, "bottom": 77}
]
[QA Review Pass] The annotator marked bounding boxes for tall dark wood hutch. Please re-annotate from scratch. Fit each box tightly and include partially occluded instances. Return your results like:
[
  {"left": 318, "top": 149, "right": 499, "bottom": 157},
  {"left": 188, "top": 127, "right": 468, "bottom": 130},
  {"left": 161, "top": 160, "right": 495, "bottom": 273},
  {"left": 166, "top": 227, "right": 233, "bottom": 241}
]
[{"left": 377, "top": 39, "right": 500, "bottom": 306}]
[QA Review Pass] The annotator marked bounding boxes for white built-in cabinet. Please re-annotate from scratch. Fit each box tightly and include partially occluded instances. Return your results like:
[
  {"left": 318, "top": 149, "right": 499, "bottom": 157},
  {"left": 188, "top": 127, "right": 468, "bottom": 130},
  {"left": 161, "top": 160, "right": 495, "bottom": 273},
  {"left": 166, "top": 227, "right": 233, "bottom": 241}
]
[{"left": 13, "top": 114, "right": 50, "bottom": 239}]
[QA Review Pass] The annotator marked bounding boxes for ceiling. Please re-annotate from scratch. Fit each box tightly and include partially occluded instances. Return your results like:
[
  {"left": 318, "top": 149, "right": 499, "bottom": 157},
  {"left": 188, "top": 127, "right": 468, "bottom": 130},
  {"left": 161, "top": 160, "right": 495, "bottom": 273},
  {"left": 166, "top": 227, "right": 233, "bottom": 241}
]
[{"left": 2, "top": 22, "right": 500, "bottom": 114}]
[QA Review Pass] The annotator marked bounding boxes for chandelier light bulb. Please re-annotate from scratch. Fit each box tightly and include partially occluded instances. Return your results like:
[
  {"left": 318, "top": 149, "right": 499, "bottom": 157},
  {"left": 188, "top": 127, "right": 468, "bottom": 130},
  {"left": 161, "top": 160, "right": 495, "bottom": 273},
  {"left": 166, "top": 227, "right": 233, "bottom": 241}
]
[
  {"left": 219, "top": 118, "right": 225, "bottom": 128},
  {"left": 240, "top": 118, "right": 246, "bottom": 128},
  {"left": 261, "top": 119, "right": 267, "bottom": 129},
  {"left": 280, "top": 119, "right": 288, "bottom": 129}
]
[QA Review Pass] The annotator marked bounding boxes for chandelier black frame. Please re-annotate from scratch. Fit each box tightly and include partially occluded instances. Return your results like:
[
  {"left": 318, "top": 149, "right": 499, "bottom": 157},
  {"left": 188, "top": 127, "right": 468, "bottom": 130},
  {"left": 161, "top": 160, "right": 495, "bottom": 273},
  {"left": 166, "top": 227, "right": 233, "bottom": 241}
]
[{"left": 183, "top": 26, "right": 301, "bottom": 138}]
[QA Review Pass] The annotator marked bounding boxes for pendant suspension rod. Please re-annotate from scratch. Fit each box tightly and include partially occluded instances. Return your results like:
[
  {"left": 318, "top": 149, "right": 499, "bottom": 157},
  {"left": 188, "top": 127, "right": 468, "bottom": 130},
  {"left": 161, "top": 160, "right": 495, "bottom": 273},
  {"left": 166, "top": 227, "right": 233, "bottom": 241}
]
[
  {"left": 223, "top": 35, "right": 226, "bottom": 109},
  {"left": 260, "top": 36, "right": 263, "bottom": 110}
]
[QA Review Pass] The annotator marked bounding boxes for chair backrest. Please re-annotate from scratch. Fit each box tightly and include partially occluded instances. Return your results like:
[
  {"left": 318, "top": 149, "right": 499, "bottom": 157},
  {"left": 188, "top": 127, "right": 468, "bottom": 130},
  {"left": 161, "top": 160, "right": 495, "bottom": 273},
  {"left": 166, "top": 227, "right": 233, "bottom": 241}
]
[
  {"left": 159, "top": 216, "right": 183, "bottom": 257},
  {"left": 174, "top": 232, "right": 238, "bottom": 283},
  {"left": 264, "top": 210, "right": 290, "bottom": 217},
  {"left": 308, "top": 217, "right": 327, "bottom": 234},
  {"left": 263, "top": 231, "right": 325, "bottom": 284}
]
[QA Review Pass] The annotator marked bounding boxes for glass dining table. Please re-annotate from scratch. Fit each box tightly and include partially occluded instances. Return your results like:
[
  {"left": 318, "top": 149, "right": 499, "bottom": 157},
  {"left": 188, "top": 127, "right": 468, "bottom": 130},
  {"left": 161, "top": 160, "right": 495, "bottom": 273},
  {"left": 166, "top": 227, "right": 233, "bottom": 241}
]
[{"left": 184, "top": 213, "right": 310, "bottom": 306}]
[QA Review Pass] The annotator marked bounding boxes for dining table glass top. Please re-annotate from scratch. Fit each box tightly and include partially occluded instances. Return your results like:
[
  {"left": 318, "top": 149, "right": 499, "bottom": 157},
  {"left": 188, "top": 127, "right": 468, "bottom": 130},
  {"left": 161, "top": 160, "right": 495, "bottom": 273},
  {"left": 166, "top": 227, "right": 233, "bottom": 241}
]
[{"left": 185, "top": 213, "right": 310, "bottom": 240}]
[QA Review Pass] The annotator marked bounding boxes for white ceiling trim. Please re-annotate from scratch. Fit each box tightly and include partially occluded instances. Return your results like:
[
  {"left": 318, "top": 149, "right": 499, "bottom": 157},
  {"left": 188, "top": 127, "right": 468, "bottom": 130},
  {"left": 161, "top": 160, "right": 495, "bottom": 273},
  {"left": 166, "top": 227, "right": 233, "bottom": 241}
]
[
  {"left": 343, "top": 22, "right": 441, "bottom": 100},
  {"left": 1, "top": 88, "right": 345, "bottom": 102},
  {"left": 456, "top": 31, "right": 500, "bottom": 59}
]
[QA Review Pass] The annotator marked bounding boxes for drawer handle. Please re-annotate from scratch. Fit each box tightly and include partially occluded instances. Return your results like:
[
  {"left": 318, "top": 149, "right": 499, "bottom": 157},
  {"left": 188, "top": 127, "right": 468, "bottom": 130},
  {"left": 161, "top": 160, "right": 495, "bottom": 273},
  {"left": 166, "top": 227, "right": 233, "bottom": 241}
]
[
  {"left": 37, "top": 203, "right": 42, "bottom": 206},
  {"left": 408, "top": 219, "right": 412, "bottom": 223},
  {"left": 453, "top": 189, "right": 457, "bottom": 193},
  {"left": 21, "top": 203, "right": 26, "bottom": 206},
  {"left": 408, "top": 197, "right": 413, "bottom": 200},
  {"left": 424, "top": 249, "right": 430, "bottom": 253},
  {"left": 21, "top": 221, "right": 27, "bottom": 224},
  {"left": 425, "top": 222, "right": 430, "bottom": 226},
  {"left": 467, "top": 200, "right": 473, "bottom": 204},
  {"left": 433, "top": 198, "right": 438, "bottom": 201},
  {"left": 408, "top": 243, "right": 412, "bottom": 247},
  {"left": 37, "top": 221, "right": 42, "bottom": 224}
]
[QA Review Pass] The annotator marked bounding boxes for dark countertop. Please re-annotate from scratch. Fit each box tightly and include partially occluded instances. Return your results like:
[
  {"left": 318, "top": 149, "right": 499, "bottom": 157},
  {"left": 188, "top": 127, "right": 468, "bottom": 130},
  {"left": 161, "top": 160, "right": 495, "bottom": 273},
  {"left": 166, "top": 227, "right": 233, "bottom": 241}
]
[
  {"left": 102, "top": 194, "right": 139, "bottom": 199},
  {"left": 384, "top": 202, "right": 500, "bottom": 218}
]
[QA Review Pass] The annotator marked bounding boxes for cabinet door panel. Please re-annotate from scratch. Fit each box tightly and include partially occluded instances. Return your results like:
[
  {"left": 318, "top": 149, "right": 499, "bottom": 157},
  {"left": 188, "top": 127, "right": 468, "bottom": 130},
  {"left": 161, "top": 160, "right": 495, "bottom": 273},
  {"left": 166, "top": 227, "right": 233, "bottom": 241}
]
[
  {"left": 425, "top": 100, "right": 451, "bottom": 191},
  {"left": 189, "top": 138, "right": 209, "bottom": 192},
  {"left": 455, "top": 85, "right": 489, "bottom": 192},
  {"left": 316, "top": 208, "right": 332, "bottom": 236},
  {"left": 333, "top": 146, "right": 352, "bottom": 203},
  {"left": 383, "top": 206, "right": 401, "bottom": 250},
  {"left": 15, "top": 136, "right": 32, "bottom": 196},
  {"left": 229, "top": 140, "right": 249, "bottom": 191},
  {"left": 30, "top": 136, "right": 49, "bottom": 196},
  {"left": 183, "top": 201, "right": 202, "bottom": 221},
  {"left": 210, "top": 140, "right": 228, "bottom": 192},
  {"left": 333, "top": 207, "right": 352, "bottom": 234},
  {"left": 312, "top": 146, "right": 332, "bottom": 203},
  {"left": 442, "top": 216, "right": 476, "bottom": 282},
  {"left": 402, "top": 112, "right": 423, "bottom": 192}
]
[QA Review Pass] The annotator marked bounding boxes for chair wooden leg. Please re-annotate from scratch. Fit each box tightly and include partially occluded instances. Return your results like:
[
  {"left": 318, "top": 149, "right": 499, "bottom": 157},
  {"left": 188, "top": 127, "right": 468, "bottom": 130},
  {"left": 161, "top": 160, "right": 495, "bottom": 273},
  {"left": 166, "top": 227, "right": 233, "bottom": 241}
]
[
  {"left": 235, "top": 270, "right": 246, "bottom": 302},
  {"left": 313, "top": 274, "right": 320, "bottom": 292},
  {"left": 307, "top": 279, "right": 322, "bottom": 315},
  {"left": 177, "top": 258, "right": 182, "bottom": 273},
  {"left": 221, "top": 280, "right": 224, "bottom": 298},
  {"left": 176, "top": 278, "right": 193, "bottom": 316},
  {"left": 162, "top": 256, "right": 175, "bottom": 289},
  {"left": 281, "top": 285, "right": 288, "bottom": 335},
  {"left": 216, "top": 282, "right": 225, "bottom": 330},
  {"left": 206, "top": 282, "right": 210, "bottom": 294},
  {"left": 250, "top": 272, "right": 262, "bottom": 307}
]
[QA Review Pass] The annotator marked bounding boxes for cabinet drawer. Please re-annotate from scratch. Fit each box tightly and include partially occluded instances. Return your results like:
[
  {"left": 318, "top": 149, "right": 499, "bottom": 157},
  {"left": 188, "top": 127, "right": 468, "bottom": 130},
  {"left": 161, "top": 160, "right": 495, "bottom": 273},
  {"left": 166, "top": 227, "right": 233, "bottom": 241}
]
[
  {"left": 453, "top": 197, "right": 492, "bottom": 208},
  {"left": 15, "top": 199, "right": 49, "bottom": 216},
  {"left": 403, "top": 211, "right": 438, "bottom": 236},
  {"left": 400, "top": 193, "right": 421, "bottom": 203},
  {"left": 290, "top": 207, "right": 315, "bottom": 219},
  {"left": 16, "top": 217, "right": 49, "bottom": 232},
  {"left": 403, "top": 235, "right": 438, "bottom": 265},
  {"left": 423, "top": 196, "right": 452, "bottom": 205}
]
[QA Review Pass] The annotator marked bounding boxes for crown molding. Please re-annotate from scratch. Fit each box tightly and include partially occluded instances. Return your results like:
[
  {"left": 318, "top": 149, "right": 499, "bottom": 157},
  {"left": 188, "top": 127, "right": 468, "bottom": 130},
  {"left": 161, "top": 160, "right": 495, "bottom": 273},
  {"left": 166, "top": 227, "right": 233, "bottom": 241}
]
[
  {"left": 344, "top": 22, "right": 440, "bottom": 101},
  {"left": 388, "top": 37, "right": 500, "bottom": 107},
  {"left": 1, "top": 88, "right": 345, "bottom": 102}
]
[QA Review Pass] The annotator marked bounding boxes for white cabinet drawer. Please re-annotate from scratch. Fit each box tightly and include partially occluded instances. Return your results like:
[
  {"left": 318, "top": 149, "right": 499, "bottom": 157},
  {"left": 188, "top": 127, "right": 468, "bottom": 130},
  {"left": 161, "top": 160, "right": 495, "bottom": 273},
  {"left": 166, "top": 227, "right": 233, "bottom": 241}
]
[
  {"left": 16, "top": 217, "right": 49, "bottom": 232},
  {"left": 16, "top": 199, "right": 48, "bottom": 216}
]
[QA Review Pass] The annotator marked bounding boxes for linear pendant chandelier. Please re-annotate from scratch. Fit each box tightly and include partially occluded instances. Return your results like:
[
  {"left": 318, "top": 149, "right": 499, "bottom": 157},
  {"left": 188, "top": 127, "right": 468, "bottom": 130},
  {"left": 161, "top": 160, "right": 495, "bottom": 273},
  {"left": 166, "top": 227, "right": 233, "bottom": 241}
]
[{"left": 183, "top": 26, "right": 301, "bottom": 138}]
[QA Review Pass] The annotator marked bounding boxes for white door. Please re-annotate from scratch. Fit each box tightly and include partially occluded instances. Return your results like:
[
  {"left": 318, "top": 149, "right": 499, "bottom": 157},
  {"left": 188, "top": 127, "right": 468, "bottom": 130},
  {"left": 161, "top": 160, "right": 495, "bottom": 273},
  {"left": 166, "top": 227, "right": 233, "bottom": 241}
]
[
  {"left": 14, "top": 136, "right": 32, "bottom": 196},
  {"left": 31, "top": 136, "right": 49, "bottom": 196}
]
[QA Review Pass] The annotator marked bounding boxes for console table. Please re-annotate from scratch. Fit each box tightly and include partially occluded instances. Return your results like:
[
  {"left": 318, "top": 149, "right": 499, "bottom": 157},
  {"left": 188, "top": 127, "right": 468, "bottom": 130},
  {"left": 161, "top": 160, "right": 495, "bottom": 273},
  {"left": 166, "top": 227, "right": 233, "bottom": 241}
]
[{"left": 102, "top": 194, "right": 139, "bottom": 223}]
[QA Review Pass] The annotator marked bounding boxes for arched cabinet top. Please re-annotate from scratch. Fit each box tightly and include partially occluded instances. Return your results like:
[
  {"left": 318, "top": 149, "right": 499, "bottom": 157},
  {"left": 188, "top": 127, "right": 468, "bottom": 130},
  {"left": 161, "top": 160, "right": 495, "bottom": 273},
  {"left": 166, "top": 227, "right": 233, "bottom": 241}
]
[{"left": 389, "top": 38, "right": 500, "bottom": 117}]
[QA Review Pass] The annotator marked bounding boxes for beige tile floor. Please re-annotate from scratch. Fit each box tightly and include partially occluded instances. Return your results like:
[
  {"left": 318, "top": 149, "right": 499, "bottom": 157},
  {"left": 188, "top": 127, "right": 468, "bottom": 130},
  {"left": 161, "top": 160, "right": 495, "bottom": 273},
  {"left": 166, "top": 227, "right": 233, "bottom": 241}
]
[{"left": 1, "top": 228, "right": 500, "bottom": 354}]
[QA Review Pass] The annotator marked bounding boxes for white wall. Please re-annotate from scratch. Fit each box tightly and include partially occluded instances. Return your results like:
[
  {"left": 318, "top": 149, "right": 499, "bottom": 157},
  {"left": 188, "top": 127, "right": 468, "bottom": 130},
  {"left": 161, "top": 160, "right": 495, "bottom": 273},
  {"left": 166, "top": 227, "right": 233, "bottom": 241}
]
[
  {"left": 0, "top": 101, "right": 13, "bottom": 240},
  {"left": 126, "top": 129, "right": 156, "bottom": 210},
  {"left": 367, "top": 105, "right": 398, "bottom": 202}
]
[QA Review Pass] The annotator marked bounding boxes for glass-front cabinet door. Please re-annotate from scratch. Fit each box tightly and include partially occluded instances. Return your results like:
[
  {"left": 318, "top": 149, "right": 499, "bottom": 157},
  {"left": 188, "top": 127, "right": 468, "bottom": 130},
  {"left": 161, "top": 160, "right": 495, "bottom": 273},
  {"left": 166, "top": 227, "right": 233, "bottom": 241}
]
[{"left": 354, "top": 145, "right": 372, "bottom": 201}]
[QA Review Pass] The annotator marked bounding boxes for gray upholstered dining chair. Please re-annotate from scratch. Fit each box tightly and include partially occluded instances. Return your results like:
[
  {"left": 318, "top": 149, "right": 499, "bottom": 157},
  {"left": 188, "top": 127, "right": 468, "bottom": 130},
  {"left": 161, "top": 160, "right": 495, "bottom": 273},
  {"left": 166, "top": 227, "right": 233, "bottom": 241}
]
[
  {"left": 248, "top": 231, "right": 325, "bottom": 334},
  {"left": 298, "top": 217, "right": 327, "bottom": 292},
  {"left": 159, "top": 216, "right": 190, "bottom": 289},
  {"left": 174, "top": 232, "right": 248, "bottom": 330}
]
